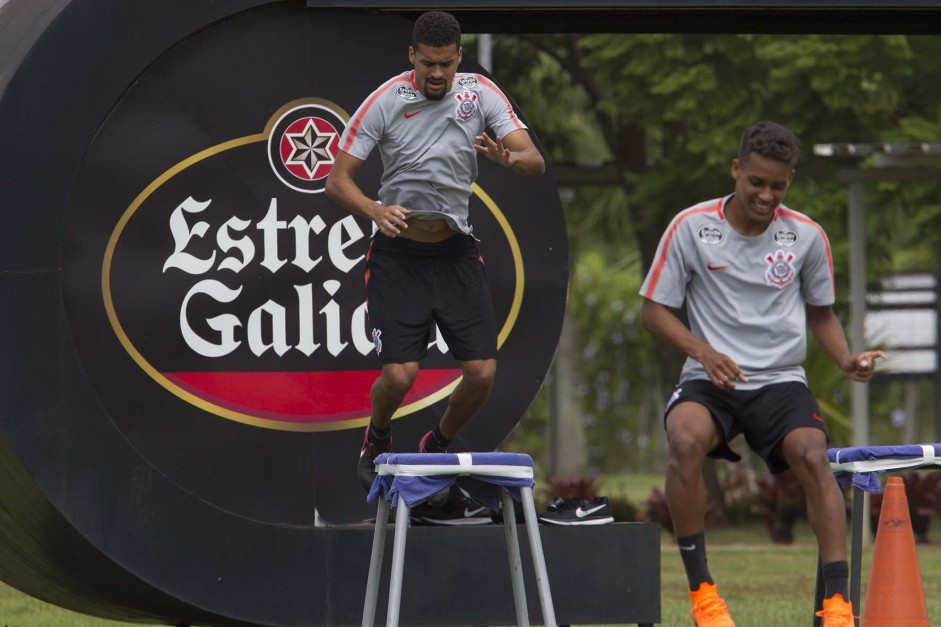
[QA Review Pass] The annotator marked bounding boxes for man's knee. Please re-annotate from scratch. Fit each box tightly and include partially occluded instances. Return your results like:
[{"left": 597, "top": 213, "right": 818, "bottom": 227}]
[
  {"left": 380, "top": 364, "right": 418, "bottom": 394},
  {"left": 666, "top": 408, "right": 718, "bottom": 463},
  {"left": 462, "top": 359, "right": 496, "bottom": 389},
  {"left": 667, "top": 432, "right": 711, "bottom": 469},
  {"left": 791, "top": 448, "right": 831, "bottom": 478},
  {"left": 781, "top": 429, "right": 830, "bottom": 474}
]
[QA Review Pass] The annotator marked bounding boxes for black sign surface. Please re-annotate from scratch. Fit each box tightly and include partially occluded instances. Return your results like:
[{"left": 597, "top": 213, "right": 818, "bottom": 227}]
[{"left": 61, "top": 3, "right": 566, "bottom": 525}]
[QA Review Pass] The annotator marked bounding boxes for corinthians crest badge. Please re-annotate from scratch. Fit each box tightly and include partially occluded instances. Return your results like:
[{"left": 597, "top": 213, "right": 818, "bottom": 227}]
[
  {"left": 454, "top": 90, "right": 478, "bottom": 121},
  {"left": 765, "top": 249, "right": 796, "bottom": 288}
]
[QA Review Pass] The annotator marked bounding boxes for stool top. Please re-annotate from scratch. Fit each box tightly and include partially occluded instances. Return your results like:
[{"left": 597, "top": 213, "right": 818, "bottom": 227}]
[
  {"left": 829, "top": 443, "right": 941, "bottom": 493},
  {"left": 368, "top": 452, "right": 536, "bottom": 508},
  {"left": 375, "top": 452, "right": 534, "bottom": 479}
]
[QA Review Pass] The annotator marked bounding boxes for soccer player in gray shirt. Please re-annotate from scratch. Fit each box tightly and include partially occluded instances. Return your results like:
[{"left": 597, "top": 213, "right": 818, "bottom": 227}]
[
  {"left": 639, "top": 121, "right": 884, "bottom": 627},
  {"left": 325, "top": 11, "right": 545, "bottom": 506}
]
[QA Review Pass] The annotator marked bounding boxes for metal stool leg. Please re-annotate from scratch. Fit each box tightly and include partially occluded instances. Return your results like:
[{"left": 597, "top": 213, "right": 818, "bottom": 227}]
[
  {"left": 500, "top": 488, "right": 531, "bottom": 627},
  {"left": 362, "top": 497, "right": 391, "bottom": 627},
  {"left": 521, "top": 486, "right": 557, "bottom": 627},
  {"left": 850, "top": 487, "right": 864, "bottom": 627},
  {"left": 386, "top": 495, "right": 410, "bottom": 627}
]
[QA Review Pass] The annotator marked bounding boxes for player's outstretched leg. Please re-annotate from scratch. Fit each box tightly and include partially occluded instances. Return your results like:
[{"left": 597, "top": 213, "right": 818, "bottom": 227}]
[{"left": 356, "top": 364, "right": 417, "bottom": 493}]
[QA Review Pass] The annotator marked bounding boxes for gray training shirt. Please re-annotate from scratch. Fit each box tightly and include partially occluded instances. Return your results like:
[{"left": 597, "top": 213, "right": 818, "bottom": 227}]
[
  {"left": 640, "top": 195, "right": 836, "bottom": 390},
  {"left": 338, "top": 71, "right": 527, "bottom": 235}
]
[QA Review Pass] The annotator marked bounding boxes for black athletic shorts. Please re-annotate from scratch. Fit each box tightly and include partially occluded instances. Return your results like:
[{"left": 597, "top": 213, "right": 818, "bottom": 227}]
[
  {"left": 664, "top": 379, "right": 828, "bottom": 474},
  {"left": 364, "top": 232, "right": 498, "bottom": 364}
]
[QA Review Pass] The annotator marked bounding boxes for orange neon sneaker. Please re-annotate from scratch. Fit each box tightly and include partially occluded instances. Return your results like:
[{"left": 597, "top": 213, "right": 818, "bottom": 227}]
[
  {"left": 815, "top": 594, "right": 855, "bottom": 627},
  {"left": 688, "top": 582, "right": 735, "bottom": 627}
]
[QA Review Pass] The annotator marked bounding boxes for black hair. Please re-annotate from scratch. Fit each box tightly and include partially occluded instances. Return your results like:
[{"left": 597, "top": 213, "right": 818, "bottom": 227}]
[
  {"left": 412, "top": 11, "right": 461, "bottom": 49},
  {"left": 738, "top": 121, "right": 801, "bottom": 167}
]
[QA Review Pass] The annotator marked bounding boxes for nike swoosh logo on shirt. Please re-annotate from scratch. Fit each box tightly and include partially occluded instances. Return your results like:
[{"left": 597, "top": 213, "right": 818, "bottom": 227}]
[
  {"left": 575, "top": 504, "right": 607, "bottom": 518},
  {"left": 706, "top": 263, "right": 731, "bottom": 271},
  {"left": 403, "top": 109, "right": 424, "bottom": 119}
]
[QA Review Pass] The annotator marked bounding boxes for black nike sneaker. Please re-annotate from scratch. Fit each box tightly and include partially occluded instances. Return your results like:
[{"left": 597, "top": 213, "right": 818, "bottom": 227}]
[
  {"left": 538, "top": 496, "right": 614, "bottom": 526},
  {"left": 357, "top": 428, "right": 391, "bottom": 494},
  {"left": 412, "top": 486, "right": 493, "bottom": 526},
  {"left": 490, "top": 496, "right": 526, "bottom": 525}
]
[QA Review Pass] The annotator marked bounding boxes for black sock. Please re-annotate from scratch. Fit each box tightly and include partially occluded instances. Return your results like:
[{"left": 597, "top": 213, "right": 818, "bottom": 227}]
[
  {"left": 367, "top": 423, "right": 391, "bottom": 451},
  {"left": 677, "top": 531, "right": 713, "bottom": 591},
  {"left": 823, "top": 560, "right": 849, "bottom": 600},
  {"left": 422, "top": 425, "right": 451, "bottom": 453}
]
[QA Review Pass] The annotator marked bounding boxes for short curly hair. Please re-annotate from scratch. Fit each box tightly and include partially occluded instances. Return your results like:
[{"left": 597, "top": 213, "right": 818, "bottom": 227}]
[
  {"left": 412, "top": 11, "right": 461, "bottom": 49},
  {"left": 739, "top": 121, "right": 801, "bottom": 167}
]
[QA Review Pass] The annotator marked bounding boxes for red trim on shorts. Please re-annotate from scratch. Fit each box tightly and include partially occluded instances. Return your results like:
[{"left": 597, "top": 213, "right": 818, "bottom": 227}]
[{"left": 364, "top": 239, "right": 375, "bottom": 286}]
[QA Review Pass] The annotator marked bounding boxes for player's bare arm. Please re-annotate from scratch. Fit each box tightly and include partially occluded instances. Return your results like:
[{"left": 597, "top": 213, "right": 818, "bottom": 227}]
[
  {"left": 325, "top": 151, "right": 410, "bottom": 237},
  {"left": 640, "top": 299, "right": 748, "bottom": 389},
  {"left": 806, "top": 304, "right": 885, "bottom": 382},
  {"left": 474, "top": 128, "right": 545, "bottom": 176}
]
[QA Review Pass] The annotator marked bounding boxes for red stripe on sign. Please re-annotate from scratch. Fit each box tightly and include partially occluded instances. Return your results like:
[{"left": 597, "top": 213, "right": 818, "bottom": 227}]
[{"left": 164, "top": 369, "right": 462, "bottom": 424}]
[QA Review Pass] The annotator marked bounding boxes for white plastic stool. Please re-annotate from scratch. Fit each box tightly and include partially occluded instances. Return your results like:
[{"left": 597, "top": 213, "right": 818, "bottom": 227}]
[{"left": 361, "top": 452, "right": 557, "bottom": 627}]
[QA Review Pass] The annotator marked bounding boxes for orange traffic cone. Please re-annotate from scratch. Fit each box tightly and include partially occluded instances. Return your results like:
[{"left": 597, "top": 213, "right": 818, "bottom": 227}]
[{"left": 861, "top": 476, "right": 930, "bottom": 626}]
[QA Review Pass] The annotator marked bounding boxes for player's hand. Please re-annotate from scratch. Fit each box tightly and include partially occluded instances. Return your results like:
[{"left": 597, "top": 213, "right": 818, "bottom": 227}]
[
  {"left": 474, "top": 133, "right": 512, "bottom": 167},
  {"left": 842, "top": 351, "right": 886, "bottom": 382},
  {"left": 698, "top": 348, "right": 748, "bottom": 390},
  {"left": 373, "top": 204, "right": 410, "bottom": 237}
]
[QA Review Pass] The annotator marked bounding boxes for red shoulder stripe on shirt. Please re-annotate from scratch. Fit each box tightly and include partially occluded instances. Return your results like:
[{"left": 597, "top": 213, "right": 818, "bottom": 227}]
[
  {"left": 642, "top": 197, "right": 725, "bottom": 299},
  {"left": 474, "top": 74, "right": 524, "bottom": 131},
  {"left": 776, "top": 207, "right": 835, "bottom": 299},
  {"left": 340, "top": 75, "right": 410, "bottom": 153}
]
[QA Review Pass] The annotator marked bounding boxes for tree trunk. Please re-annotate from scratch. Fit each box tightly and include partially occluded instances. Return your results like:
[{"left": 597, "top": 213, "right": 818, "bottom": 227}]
[{"left": 546, "top": 311, "right": 588, "bottom": 478}]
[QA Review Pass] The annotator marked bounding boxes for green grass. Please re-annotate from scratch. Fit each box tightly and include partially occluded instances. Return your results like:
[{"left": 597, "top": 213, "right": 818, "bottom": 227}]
[
  {"left": 0, "top": 582, "right": 130, "bottom": 627},
  {"left": 599, "top": 472, "right": 666, "bottom": 505},
  {"left": 615, "top": 473, "right": 941, "bottom": 625},
  {"left": 662, "top": 519, "right": 941, "bottom": 626},
  {"left": 3, "top": 489, "right": 941, "bottom": 625}
]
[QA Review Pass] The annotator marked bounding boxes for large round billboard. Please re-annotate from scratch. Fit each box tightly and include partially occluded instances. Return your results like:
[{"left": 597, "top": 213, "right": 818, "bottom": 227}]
[
  {"left": 0, "top": 1, "right": 566, "bottom": 622},
  {"left": 61, "top": 2, "right": 566, "bottom": 526}
]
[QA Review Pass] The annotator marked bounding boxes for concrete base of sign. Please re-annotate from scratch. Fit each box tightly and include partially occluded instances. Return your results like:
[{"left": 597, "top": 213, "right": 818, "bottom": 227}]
[
  {"left": 0, "top": 428, "right": 660, "bottom": 626},
  {"left": 323, "top": 520, "right": 661, "bottom": 627}
]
